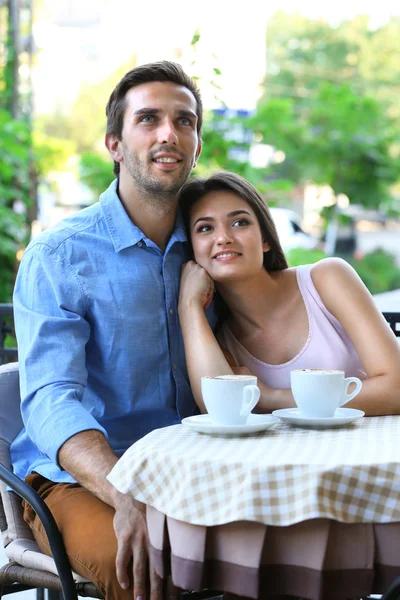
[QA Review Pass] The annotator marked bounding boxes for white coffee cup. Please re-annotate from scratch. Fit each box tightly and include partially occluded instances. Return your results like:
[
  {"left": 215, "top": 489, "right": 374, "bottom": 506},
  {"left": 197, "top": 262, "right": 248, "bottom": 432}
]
[
  {"left": 201, "top": 375, "right": 260, "bottom": 426},
  {"left": 290, "top": 369, "right": 363, "bottom": 418}
]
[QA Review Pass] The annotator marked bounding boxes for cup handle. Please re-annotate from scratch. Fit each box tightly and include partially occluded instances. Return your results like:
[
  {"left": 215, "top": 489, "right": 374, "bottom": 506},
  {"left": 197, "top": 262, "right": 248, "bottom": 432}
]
[
  {"left": 240, "top": 385, "right": 261, "bottom": 417},
  {"left": 340, "top": 377, "right": 363, "bottom": 406}
]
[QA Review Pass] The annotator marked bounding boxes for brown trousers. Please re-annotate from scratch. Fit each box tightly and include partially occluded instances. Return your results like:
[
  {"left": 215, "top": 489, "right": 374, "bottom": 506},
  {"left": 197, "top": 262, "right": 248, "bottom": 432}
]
[{"left": 23, "top": 473, "right": 134, "bottom": 600}]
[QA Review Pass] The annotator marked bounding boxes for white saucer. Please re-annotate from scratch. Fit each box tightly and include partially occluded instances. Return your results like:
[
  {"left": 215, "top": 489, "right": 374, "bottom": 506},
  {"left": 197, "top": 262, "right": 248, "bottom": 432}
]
[
  {"left": 181, "top": 413, "right": 279, "bottom": 435},
  {"left": 272, "top": 407, "right": 365, "bottom": 428}
]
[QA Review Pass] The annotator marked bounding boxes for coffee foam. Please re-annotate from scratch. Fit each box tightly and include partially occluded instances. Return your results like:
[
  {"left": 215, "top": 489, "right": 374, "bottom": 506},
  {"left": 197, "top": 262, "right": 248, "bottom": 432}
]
[
  {"left": 203, "top": 375, "right": 255, "bottom": 380},
  {"left": 292, "top": 369, "right": 343, "bottom": 375}
]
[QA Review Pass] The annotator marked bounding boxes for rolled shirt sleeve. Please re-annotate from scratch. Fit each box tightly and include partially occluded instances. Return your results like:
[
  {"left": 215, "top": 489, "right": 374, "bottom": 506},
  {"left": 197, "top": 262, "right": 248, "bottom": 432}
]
[{"left": 14, "top": 242, "right": 107, "bottom": 466}]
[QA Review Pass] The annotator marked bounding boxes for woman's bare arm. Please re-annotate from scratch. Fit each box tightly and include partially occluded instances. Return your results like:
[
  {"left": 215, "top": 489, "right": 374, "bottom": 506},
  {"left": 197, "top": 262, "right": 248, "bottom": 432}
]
[
  {"left": 178, "top": 261, "right": 234, "bottom": 411},
  {"left": 310, "top": 257, "right": 400, "bottom": 415}
]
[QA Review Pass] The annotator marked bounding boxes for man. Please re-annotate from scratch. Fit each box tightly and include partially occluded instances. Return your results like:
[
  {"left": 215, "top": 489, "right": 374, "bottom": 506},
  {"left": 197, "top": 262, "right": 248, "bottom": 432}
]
[{"left": 12, "top": 61, "right": 204, "bottom": 599}]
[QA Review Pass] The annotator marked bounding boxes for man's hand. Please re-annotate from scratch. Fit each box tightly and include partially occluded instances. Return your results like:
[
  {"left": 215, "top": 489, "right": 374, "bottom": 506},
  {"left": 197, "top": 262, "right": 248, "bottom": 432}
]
[
  {"left": 59, "top": 431, "right": 164, "bottom": 598},
  {"left": 113, "top": 494, "right": 163, "bottom": 598}
]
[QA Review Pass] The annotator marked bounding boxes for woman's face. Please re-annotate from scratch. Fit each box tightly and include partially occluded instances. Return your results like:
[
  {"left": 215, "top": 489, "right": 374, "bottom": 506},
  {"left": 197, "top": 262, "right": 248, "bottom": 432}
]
[{"left": 188, "top": 190, "right": 269, "bottom": 283}]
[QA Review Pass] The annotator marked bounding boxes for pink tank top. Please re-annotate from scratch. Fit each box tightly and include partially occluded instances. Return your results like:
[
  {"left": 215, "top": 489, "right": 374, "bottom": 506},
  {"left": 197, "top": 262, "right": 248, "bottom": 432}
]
[{"left": 218, "top": 264, "right": 366, "bottom": 389}]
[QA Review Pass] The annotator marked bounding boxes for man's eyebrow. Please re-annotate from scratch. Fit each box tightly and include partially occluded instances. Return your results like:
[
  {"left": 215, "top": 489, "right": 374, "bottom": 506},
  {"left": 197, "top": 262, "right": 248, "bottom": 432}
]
[
  {"left": 192, "top": 210, "right": 251, "bottom": 228},
  {"left": 177, "top": 109, "right": 197, "bottom": 120},
  {"left": 133, "top": 108, "right": 160, "bottom": 116},
  {"left": 132, "top": 108, "right": 197, "bottom": 119}
]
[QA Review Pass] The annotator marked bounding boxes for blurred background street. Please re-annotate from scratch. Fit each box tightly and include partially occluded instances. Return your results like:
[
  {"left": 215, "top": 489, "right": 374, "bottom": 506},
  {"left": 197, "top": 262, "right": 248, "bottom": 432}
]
[
  {"left": 1, "top": 0, "right": 400, "bottom": 304},
  {"left": 358, "top": 226, "right": 400, "bottom": 265}
]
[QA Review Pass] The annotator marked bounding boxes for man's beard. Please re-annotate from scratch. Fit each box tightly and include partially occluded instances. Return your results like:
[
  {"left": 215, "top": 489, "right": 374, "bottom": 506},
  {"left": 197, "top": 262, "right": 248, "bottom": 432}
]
[{"left": 122, "top": 143, "right": 194, "bottom": 202}]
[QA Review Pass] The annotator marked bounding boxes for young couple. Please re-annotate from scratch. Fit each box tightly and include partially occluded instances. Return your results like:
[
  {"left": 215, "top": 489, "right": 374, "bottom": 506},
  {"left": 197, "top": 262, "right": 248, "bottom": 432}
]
[{"left": 13, "top": 60, "right": 400, "bottom": 600}]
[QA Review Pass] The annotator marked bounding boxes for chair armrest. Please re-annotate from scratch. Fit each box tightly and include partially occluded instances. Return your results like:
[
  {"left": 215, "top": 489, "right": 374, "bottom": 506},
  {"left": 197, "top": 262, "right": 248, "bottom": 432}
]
[
  {"left": 381, "top": 575, "right": 400, "bottom": 600},
  {"left": 0, "top": 463, "right": 78, "bottom": 600},
  {"left": 382, "top": 312, "right": 400, "bottom": 337}
]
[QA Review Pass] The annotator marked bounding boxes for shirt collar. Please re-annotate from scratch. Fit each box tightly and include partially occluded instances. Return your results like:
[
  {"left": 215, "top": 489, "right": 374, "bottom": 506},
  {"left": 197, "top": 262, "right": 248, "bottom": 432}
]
[
  {"left": 100, "top": 179, "right": 188, "bottom": 252},
  {"left": 173, "top": 210, "right": 188, "bottom": 243}
]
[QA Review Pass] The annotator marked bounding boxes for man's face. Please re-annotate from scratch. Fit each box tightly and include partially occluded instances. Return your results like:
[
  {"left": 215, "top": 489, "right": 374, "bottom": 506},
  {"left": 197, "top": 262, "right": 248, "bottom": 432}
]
[{"left": 114, "top": 81, "right": 202, "bottom": 197}]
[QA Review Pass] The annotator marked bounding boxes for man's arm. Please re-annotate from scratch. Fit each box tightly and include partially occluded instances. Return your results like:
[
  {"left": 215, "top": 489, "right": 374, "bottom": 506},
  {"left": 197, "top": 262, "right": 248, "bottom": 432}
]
[
  {"left": 15, "top": 244, "right": 162, "bottom": 598},
  {"left": 14, "top": 243, "right": 106, "bottom": 463}
]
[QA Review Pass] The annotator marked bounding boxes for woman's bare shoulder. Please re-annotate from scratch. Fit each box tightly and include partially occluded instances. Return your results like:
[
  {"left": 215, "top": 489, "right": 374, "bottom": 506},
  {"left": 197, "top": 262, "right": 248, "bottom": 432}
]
[{"left": 310, "top": 257, "right": 355, "bottom": 281}]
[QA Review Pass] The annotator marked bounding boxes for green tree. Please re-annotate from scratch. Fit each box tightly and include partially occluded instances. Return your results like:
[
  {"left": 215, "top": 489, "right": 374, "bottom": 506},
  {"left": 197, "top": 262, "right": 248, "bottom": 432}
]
[
  {"left": 256, "top": 13, "right": 400, "bottom": 220},
  {"left": 253, "top": 82, "right": 399, "bottom": 225},
  {"left": 0, "top": 1, "right": 33, "bottom": 302},
  {"left": 263, "top": 12, "right": 400, "bottom": 120},
  {"left": 0, "top": 109, "right": 31, "bottom": 302},
  {"left": 79, "top": 151, "right": 114, "bottom": 199},
  {"left": 33, "top": 132, "right": 76, "bottom": 177}
]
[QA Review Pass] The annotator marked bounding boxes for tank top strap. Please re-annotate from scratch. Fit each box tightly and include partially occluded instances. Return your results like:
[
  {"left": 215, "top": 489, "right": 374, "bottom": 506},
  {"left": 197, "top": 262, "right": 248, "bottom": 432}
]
[{"left": 296, "top": 263, "right": 344, "bottom": 332}]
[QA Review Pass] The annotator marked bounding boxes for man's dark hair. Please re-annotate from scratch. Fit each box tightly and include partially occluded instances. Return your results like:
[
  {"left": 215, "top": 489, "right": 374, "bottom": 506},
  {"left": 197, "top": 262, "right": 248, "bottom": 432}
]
[{"left": 106, "top": 61, "right": 203, "bottom": 176}]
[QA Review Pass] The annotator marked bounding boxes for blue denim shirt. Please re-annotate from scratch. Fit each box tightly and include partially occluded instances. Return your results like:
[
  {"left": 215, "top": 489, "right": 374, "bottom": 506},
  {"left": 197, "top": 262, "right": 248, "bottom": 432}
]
[{"left": 11, "top": 180, "right": 206, "bottom": 483}]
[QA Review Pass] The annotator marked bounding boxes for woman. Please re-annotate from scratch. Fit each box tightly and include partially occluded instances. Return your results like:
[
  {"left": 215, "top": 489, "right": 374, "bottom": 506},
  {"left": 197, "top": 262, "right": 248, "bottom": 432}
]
[{"left": 178, "top": 171, "right": 400, "bottom": 416}]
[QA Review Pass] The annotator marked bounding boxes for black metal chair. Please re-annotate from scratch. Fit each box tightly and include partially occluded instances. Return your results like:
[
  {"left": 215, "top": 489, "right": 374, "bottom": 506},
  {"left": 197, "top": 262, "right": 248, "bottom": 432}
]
[
  {"left": 0, "top": 362, "right": 102, "bottom": 599},
  {"left": 383, "top": 312, "right": 400, "bottom": 338},
  {"left": 0, "top": 361, "right": 222, "bottom": 600},
  {"left": 381, "top": 577, "right": 400, "bottom": 600}
]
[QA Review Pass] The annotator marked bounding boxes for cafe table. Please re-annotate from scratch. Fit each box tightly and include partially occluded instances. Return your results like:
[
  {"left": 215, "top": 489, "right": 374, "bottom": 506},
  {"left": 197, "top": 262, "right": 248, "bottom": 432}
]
[{"left": 107, "top": 415, "right": 400, "bottom": 600}]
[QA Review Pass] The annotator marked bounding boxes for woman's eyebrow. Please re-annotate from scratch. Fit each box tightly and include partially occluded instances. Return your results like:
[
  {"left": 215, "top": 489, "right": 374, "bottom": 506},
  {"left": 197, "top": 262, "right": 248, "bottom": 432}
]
[
  {"left": 227, "top": 210, "right": 251, "bottom": 217},
  {"left": 192, "top": 216, "right": 213, "bottom": 227},
  {"left": 192, "top": 210, "right": 251, "bottom": 228}
]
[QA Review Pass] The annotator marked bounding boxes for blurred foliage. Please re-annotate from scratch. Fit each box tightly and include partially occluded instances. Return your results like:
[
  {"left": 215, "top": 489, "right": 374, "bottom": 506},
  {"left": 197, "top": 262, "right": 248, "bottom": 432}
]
[
  {"left": 79, "top": 151, "right": 114, "bottom": 199},
  {"left": 286, "top": 246, "right": 400, "bottom": 295},
  {"left": 33, "top": 132, "right": 76, "bottom": 177},
  {"left": 263, "top": 12, "right": 400, "bottom": 125},
  {"left": 2, "top": 315, "right": 17, "bottom": 351},
  {"left": 348, "top": 249, "right": 400, "bottom": 295},
  {"left": 286, "top": 247, "right": 327, "bottom": 267},
  {"left": 253, "top": 82, "right": 399, "bottom": 211},
  {"left": 0, "top": 3, "right": 65, "bottom": 303},
  {"left": 259, "top": 12, "right": 400, "bottom": 211},
  {"left": 0, "top": 108, "right": 31, "bottom": 302}
]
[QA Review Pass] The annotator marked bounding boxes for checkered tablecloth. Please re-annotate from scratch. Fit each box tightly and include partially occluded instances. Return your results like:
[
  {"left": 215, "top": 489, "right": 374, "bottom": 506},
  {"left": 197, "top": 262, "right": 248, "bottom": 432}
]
[{"left": 107, "top": 416, "right": 400, "bottom": 526}]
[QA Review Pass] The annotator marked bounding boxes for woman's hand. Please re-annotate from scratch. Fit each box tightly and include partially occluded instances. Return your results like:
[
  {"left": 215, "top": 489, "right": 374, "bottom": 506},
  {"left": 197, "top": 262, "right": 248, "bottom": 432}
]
[{"left": 179, "top": 261, "right": 215, "bottom": 311}]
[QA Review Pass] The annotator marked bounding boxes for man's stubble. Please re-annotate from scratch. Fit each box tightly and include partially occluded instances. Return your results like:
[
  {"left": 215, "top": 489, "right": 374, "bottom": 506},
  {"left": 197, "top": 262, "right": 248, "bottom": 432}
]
[{"left": 122, "top": 142, "right": 195, "bottom": 215}]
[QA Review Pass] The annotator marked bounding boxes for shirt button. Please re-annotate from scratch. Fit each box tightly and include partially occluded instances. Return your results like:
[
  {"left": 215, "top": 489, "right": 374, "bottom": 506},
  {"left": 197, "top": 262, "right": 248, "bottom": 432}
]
[
  {"left": 169, "top": 308, "right": 174, "bottom": 315},
  {"left": 173, "top": 364, "right": 177, "bottom": 370},
  {"left": 137, "top": 242, "right": 142, "bottom": 247}
]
